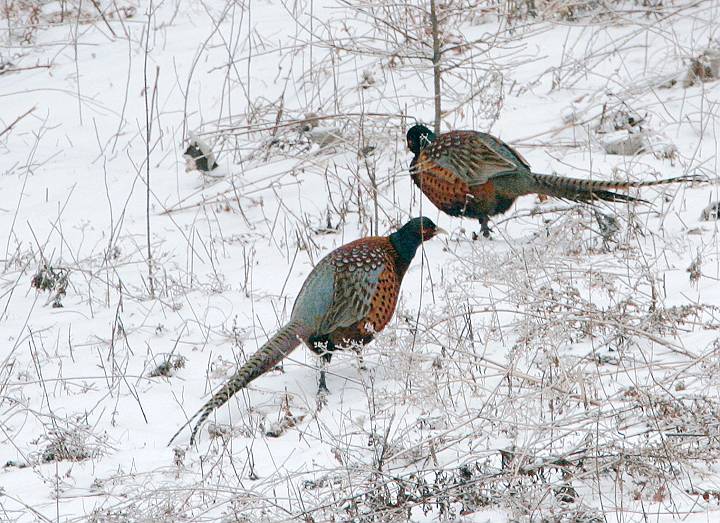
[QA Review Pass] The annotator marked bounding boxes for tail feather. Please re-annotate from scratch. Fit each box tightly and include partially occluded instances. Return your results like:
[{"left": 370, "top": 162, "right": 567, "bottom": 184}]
[
  {"left": 529, "top": 173, "right": 699, "bottom": 203},
  {"left": 168, "top": 320, "right": 305, "bottom": 446}
]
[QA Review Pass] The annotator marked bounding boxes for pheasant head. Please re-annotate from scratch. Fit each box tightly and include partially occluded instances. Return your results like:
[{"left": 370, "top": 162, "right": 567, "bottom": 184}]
[{"left": 406, "top": 124, "right": 436, "bottom": 155}]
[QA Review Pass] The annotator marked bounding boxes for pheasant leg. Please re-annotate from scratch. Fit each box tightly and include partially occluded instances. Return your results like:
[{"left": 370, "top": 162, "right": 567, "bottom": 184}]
[{"left": 479, "top": 215, "right": 492, "bottom": 239}]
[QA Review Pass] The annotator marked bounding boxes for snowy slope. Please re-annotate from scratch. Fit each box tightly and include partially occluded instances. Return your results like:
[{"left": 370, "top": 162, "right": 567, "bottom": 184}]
[{"left": 1, "top": 0, "right": 719, "bottom": 521}]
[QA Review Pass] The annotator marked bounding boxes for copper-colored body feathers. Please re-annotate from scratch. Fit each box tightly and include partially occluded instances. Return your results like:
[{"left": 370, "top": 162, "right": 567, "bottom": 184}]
[
  {"left": 407, "top": 124, "right": 694, "bottom": 237},
  {"left": 169, "top": 218, "right": 441, "bottom": 445}
]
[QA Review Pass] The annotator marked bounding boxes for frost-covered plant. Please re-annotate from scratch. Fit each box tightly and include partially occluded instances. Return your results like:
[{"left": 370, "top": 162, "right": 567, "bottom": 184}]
[
  {"left": 31, "top": 416, "right": 109, "bottom": 464},
  {"left": 31, "top": 264, "right": 69, "bottom": 308}
]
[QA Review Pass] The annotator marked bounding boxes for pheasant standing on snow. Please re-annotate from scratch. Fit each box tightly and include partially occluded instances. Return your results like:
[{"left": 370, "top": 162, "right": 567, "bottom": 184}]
[
  {"left": 407, "top": 124, "right": 693, "bottom": 238},
  {"left": 169, "top": 217, "right": 445, "bottom": 445}
]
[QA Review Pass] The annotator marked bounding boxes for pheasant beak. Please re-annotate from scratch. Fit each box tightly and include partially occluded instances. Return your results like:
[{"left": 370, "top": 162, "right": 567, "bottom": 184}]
[{"left": 434, "top": 227, "right": 448, "bottom": 236}]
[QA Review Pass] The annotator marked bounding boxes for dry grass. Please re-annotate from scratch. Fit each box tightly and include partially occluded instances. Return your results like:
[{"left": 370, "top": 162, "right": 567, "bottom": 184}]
[{"left": 1, "top": 0, "right": 718, "bottom": 521}]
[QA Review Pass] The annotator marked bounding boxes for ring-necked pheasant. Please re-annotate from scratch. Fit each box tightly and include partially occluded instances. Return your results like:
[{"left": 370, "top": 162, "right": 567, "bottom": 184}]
[
  {"left": 169, "top": 217, "right": 444, "bottom": 445},
  {"left": 407, "top": 124, "right": 694, "bottom": 238}
]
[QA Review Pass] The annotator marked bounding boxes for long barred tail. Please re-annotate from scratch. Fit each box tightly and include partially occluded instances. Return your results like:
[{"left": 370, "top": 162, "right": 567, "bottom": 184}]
[
  {"left": 530, "top": 173, "right": 700, "bottom": 203},
  {"left": 168, "top": 320, "right": 305, "bottom": 446}
]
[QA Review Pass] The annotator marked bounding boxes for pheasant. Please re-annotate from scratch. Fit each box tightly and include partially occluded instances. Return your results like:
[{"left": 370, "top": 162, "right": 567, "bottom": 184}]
[
  {"left": 407, "top": 124, "right": 694, "bottom": 238},
  {"left": 169, "top": 217, "right": 444, "bottom": 445}
]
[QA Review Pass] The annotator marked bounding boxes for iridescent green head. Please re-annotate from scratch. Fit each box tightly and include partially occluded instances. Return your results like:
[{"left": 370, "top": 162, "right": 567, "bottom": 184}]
[
  {"left": 389, "top": 217, "right": 445, "bottom": 262},
  {"left": 406, "top": 124, "right": 436, "bottom": 155}
]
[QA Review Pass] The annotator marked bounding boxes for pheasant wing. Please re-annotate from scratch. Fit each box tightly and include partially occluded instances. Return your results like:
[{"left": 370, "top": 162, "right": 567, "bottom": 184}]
[
  {"left": 319, "top": 243, "right": 388, "bottom": 335},
  {"left": 418, "top": 131, "right": 529, "bottom": 187},
  {"left": 476, "top": 132, "right": 531, "bottom": 172},
  {"left": 292, "top": 241, "right": 386, "bottom": 336},
  {"left": 291, "top": 261, "right": 337, "bottom": 330},
  {"left": 318, "top": 265, "right": 383, "bottom": 335}
]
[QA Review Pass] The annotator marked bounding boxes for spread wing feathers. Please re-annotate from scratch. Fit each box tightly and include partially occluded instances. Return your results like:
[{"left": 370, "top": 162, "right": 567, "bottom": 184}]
[{"left": 417, "top": 131, "right": 529, "bottom": 186}]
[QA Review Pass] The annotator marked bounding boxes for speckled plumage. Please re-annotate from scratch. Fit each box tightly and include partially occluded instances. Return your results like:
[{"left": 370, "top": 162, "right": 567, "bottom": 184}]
[
  {"left": 169, "top": 217, "right": 441, "bottom": 446},
  {"left": 407, "top": 124, "right": 694, "bottom": 237},
  {"left": 306, "top": 237, "right": 403, "bottom": 341}
]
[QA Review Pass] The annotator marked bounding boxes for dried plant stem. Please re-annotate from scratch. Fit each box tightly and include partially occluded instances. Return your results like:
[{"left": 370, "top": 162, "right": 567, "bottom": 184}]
[
  {"left": 143, "top": 2, "right": 155, "bottom": 299},
  {"left": 430, "top": 0, "right": 442, "bottom": 133}
]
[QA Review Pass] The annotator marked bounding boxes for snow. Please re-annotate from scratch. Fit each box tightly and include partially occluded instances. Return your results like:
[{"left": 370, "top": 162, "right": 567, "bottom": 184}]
[{"left": 1, "top": 0, "right": 719, "bottom": 521}]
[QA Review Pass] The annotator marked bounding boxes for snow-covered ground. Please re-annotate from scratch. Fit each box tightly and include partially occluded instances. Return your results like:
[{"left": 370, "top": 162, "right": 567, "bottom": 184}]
[{"left": 1, "top": 0, "right": 719, "bottom": 521}]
